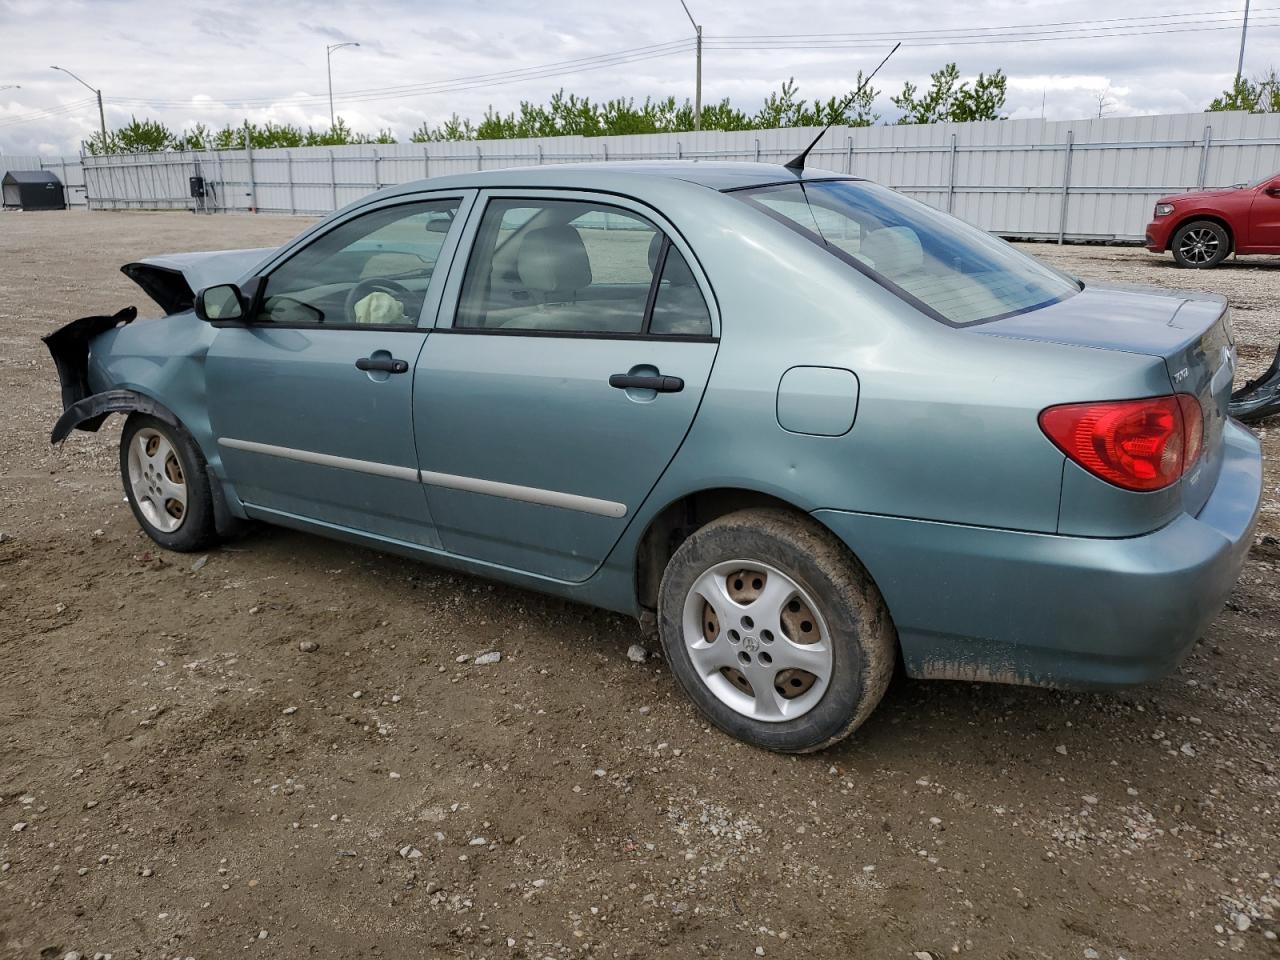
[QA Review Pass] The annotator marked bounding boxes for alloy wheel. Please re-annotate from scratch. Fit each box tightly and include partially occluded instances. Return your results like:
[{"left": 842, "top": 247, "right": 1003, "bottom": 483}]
[
  {"left": 680, "top": 560, "right": 833, "bottom": 722},
  {"left": 126, "top": 427, "right": 188, "bottom": 533},
  {"left": 1177, "top": 227, "right": 1221, "bottom": 265}
]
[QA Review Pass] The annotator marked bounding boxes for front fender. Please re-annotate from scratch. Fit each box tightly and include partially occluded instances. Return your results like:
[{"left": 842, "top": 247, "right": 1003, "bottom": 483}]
[
  {"left": 49, "top": 387, "right": 249, "bottom": 534},
  {"left": 49, "top": 387, "right": 180, "bottom": 444}
]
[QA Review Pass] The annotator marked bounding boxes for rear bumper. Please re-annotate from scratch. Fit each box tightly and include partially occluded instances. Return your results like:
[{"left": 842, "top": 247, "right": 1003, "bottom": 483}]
[{"left": 814, "top": 420, "right": 1263, "bottom": 688}]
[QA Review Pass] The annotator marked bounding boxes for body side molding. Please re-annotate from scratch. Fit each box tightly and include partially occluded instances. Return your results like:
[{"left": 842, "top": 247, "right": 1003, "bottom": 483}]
[{"left": 217, "top": 438, "right": 628, "bottom": 518}]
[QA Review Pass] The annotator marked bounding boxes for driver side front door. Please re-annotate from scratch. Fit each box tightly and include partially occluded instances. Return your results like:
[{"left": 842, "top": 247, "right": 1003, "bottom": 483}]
[{"left": 206, "top": 192, "right": 473, "bottom": 547}]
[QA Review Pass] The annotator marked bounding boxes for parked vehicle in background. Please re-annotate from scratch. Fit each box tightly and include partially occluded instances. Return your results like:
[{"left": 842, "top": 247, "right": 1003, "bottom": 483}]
[
  {"left": 45, "top": 162, "right": 1263, "bottom": 753},
  {"left": 1146, "top": 170, "right": 1280, "bottom": 268}
]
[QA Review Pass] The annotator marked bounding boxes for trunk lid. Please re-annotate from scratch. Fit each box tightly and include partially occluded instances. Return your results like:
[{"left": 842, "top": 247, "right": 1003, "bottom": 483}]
[
  {"left": 976, "top": 283, "right": 1236, "bottom": 516},
  {"left": 121, "top": 247, "right": 276, "bottom": 315}
]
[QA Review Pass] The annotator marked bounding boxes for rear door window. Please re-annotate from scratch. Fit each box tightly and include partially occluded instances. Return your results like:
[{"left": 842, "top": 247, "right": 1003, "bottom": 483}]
[{"left": 456, "top": 197, "right": 712, "bottom": 337}]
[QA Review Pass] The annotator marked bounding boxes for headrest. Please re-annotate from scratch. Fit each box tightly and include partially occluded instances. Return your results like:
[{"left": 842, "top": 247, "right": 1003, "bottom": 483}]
[
  {"left": 518, "top": 226, "right": 592, "bottom": 293},
  {"left": 862, "top": 226, "right": 923, "bottom": 277},
  {"left": 647, "top": 232, "right": 663, "bottom": 272}
]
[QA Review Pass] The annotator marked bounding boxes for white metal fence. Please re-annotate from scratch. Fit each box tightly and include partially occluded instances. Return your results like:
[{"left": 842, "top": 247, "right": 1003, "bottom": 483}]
[{"left": 34, "top": 111, "right": 1280, "bottom": 240}]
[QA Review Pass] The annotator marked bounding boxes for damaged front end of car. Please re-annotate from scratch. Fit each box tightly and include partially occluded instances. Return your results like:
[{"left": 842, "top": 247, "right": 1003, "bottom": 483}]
[
  {"left": 1229, "top": 343, "right": 1280, "bottom": 424},
  {"left": 42, "top": 247, "right": 274, "bottom": 443}
]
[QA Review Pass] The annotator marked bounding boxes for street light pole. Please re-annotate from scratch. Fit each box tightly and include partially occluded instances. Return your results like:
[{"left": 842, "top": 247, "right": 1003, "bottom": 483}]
[
  {"left": 326, "top": 42, "right": 360, "bottom": 129},
  {"left": 50, "top": 65, "right": 106, "bottom": 149},
  {"left": 678, "top": 0, "right": 701, "bottom": 131},
  {"left": 1236, "top": 0, "right": 1251, "bottom": 84}
]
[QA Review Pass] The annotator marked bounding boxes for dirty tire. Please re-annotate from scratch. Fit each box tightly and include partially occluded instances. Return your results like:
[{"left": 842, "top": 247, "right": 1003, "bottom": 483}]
[
  {"left": 119, "top": 413, "right": 219, "bottom": 553},
  {"left": 657, "top": 508, "right": 895, "bottom": 753},
  {"left": 1171, "top": 220, "right": 1230, "bottom": 269}
]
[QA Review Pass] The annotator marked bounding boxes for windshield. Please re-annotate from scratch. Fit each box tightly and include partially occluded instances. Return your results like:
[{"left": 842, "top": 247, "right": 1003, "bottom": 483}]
[
  {"left": 735, "top": 180, "right": 1080, "bottom": 327},
  {"left": 1247, "top": 170, "right": 1280, "bottom": 188}
]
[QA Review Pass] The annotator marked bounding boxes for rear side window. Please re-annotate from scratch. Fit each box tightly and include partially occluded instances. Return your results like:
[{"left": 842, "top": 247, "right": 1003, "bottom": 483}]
[
  {"left": 456, "top": 198, "right": 711, "bottom": 337},
  {"left": 650, "top": 246, "right": 712, "bottom": 336},
  {"left": 737, "top": 181, "right": 1079, "bottom": 327}
]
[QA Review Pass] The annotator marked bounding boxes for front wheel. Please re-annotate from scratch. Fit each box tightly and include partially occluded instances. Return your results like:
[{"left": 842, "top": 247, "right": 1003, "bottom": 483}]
[
  {"left": 120, "top": 414, "right": 218, "bottom": 552},
  {"left": 1171, "top": 220, "right": 1230, "bottom": 268},
  {"left": 657, "top": 508, "right": 895, "bottom": 753}
]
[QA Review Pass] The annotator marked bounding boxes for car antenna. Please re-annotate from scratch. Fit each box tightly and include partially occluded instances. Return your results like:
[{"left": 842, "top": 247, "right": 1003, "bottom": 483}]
[{"left": 783, "top": 41, "right": 901, "bottom": 172}]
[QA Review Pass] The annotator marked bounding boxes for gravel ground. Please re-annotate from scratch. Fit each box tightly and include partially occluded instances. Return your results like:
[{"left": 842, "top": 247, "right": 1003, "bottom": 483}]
[{"left": 0, "top": 210, "right": 1278, "bottom": 960}]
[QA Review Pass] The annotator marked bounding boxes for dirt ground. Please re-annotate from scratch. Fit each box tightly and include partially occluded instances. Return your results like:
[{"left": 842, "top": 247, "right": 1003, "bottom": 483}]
[{"left": 1, "top": 210, "right": 1278, "bottom": 960}]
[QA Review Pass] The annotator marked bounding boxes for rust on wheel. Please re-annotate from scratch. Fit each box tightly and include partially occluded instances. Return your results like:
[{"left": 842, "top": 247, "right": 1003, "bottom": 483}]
[{"left": 683, "top": 562, "right": 833, "bottom": 722}]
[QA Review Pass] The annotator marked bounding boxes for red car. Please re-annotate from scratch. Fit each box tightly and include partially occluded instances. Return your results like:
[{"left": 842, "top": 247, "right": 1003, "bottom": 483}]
[{"left": 1145, "top": 170, "right": 1280, "bottom": 268}]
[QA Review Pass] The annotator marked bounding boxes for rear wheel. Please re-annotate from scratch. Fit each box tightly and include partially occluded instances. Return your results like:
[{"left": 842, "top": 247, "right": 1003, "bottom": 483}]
[
  {"left": 120, "top": 414, "right": 218, "bottom": 552},
  {"left": 1171, "top": 220, "right": 1230, "bottom": 268},
  {"left": 657, "top": 508, "right": 895, "bottom": 753}
]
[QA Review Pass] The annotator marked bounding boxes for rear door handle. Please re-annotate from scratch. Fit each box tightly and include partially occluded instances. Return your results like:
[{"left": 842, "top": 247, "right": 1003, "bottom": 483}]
[
  {"left": 608, "top": 374, "right": 684, "bottom": 393},
  {"left": 356, "top": 356, "right": 409, "bottom": 374}
]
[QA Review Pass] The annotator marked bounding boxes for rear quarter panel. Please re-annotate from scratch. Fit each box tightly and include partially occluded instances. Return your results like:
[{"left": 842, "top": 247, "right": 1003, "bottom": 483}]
[{"left": 633, "top": 188, "right": 1174, "bottom": 538}]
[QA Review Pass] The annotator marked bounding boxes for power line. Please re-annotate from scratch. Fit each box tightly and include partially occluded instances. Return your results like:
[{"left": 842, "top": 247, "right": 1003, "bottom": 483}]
[
  {"left": 0, "top": 97, "right": 99, "bottom": 129},
  {"left": 715, "top": 7, "right": 1280, "bottom": 41},
  {"left": 106, "top": 39, "right": 696, "bottom": 110},
  {"left": 706, "top": 17, "right": 1280, "bottom": 49}
]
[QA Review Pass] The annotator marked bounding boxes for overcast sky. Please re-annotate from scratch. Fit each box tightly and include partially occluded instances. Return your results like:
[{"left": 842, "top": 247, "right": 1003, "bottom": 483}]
[{"left": 0, "top": 0, "right": 1269, "bottom": 155}]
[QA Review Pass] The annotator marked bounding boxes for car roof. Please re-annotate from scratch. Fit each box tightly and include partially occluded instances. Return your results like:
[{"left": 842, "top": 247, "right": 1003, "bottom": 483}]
[{"left": 377, "top": 161, "right": 859, "bottom": 197}]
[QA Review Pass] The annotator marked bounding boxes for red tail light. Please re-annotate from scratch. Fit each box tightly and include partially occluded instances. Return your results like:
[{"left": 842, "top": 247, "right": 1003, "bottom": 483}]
[{"left": 1039, "top": 394, "right": 1204, "bottom": 492}]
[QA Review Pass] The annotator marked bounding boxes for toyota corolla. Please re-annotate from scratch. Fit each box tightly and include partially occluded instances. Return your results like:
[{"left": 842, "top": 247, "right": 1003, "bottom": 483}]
[{"left": 45, "top": 161, "right": 1263, "bottom": 753}]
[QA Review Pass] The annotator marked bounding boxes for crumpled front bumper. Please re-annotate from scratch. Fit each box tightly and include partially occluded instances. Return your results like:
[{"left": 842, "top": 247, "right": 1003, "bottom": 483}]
[
  {"left": 1230, "top": 343, "right": 1280, "bottom": 424},
  {"left": 814, "top": 420, "right": 1264, "bottom": 689},
  {"left": 42, "top": 307, "right": 136, "bottom": 433}
]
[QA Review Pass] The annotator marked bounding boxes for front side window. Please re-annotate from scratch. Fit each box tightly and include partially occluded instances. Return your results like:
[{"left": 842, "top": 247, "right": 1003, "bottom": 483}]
[
  {"left": 256, "top": 198, "right": 460, "bottom": 327},
  {"left": 456, "top": 198, "right": 711, "bottom": 337},
  {"left": 737, "top": 181, "right": 1079, "bottom": 327}
]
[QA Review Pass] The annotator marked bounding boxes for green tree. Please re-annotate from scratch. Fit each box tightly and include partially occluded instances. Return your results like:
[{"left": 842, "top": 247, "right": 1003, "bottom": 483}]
[
  {"left": 1208, "top": 69, "right": 1280, "bottom": 112},
  {"left": 892, "top": 63, "right": 1006, "bottom": 123},
  {"left": 85, "top": 66, "right": 1016, "bottom": 154},
  {"left": 410, "top": 114, "right": 477, "bottom": 142},
  {"left": 109, "top": 116, "right": 177, "bottom": 152},
  {"left": 756, "top": 74, "right": 880, "bottom": 128},
  {"left": 171, "top": 122, "right": 213, "bottom": 151}
]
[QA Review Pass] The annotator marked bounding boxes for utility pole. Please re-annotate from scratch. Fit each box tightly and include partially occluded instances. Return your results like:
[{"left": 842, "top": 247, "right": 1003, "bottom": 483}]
[
  {"left": 50, "top": 66, "right": 106, "bottom": 150},
  {"left": 326, "top": 41, "right": 360, "bottom": 129},
  {"left": 1236, "top": 0, "right": 1251, "bottom": 84},
  {"left": 679, "top": 0, "right": 702, "bottom": 131}
]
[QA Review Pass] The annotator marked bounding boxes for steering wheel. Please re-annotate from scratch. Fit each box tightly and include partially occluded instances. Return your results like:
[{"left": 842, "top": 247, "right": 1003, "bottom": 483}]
[{"left": 344, "top": 278, "right": 412, "bottom": 324}]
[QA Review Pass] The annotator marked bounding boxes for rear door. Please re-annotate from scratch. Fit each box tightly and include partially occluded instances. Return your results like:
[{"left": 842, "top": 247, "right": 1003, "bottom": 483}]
[
  {"left": 207, "top": 192, "right": 473, "bottom": 546},
  {"left": 413, "top": 190, "right": 719, "bottom": 581}
]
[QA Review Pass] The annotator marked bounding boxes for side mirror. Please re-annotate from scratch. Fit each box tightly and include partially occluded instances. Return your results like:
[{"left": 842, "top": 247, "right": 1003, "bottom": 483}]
[
  {"left": 1265, "top": 184, "right": 1280, "bottom": 198},
  {"left": 195, "top": 283, "right": 246, "bottom": 323}
]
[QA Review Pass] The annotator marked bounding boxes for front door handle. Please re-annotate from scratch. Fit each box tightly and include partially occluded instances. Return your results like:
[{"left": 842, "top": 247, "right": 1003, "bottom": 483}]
[
  {"left": 356, "top": 356, "right": 409, "bottom": 374},
  {"left": 608, "top": 373, "right": 684, "bottom": 393}
]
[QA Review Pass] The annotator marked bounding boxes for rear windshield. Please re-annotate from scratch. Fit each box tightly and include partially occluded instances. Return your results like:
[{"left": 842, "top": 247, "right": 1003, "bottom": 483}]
[{"left": 735, "top": 180, "right": 1079, "bottom": 326}]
